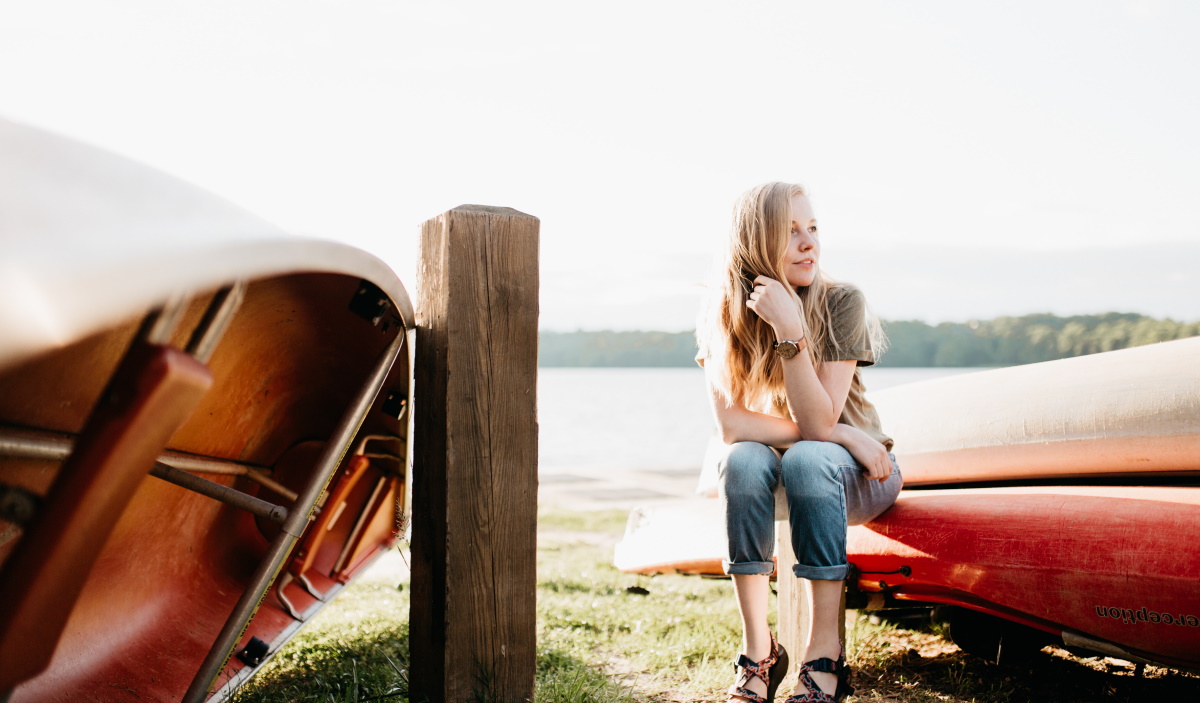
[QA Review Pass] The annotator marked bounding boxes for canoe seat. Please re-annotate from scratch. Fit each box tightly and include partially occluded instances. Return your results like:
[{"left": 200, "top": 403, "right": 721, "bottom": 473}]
[{"left": 275, "top": 452, "right": 400, "bottom": 619}]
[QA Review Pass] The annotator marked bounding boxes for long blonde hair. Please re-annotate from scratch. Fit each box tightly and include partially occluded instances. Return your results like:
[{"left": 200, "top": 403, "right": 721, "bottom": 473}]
[{"left": 698, "top": 182, "right": 883, "bottom": 414}]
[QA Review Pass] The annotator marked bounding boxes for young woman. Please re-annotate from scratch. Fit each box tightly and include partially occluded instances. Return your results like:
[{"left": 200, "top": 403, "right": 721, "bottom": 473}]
[{"left": 696, "top": 182, "right": 902, "bottom": 703}]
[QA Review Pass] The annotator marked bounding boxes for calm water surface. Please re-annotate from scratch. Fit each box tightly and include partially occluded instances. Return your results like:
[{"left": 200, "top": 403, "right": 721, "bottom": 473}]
[{"left": 538, "top": 367, "right": 979, "bottom": 472}]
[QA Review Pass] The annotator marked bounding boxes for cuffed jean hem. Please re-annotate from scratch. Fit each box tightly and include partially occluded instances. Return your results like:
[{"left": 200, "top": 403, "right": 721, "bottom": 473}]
[
  {"left": 792, "top": 562, "right": 849, "bottom": 581},
  {"left": 723, "top": 559, "right": 775, "bottom": 576}
]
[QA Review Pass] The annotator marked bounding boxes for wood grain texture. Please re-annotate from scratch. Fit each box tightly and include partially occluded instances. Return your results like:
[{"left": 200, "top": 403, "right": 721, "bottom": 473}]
[
  {"left": 775, "top": 521, "right": 846, "bottom": 673},
  {"left": 775, "top": 521, "right": 805, "bottom": 669},
  {"left": 411, "top": 205, "right": 539, "bottom": 703}
]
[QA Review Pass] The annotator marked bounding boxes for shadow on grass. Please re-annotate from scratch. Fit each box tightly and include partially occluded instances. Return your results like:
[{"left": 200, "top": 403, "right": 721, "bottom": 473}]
[{"left": 854, "top": 647, "right": 1200, "bottom": 703}]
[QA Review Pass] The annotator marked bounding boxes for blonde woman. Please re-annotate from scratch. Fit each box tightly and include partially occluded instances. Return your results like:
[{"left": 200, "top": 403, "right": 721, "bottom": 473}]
[{"left": 697, "top": 182, "right": 902, "bottom": 703}]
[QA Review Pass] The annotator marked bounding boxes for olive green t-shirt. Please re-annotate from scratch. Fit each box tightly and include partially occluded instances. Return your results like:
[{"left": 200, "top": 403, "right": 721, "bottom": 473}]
[
  {"left": 825, "top": 285, "right": 893, "bottom": 451},
  {"left": 699, "top": 283, "right": 893, "bottom": 451}
]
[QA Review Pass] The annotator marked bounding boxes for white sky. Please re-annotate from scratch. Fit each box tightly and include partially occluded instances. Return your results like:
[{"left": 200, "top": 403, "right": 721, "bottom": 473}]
[{"left": 2, "top": 1, "right": 1197, "bottom": 330}]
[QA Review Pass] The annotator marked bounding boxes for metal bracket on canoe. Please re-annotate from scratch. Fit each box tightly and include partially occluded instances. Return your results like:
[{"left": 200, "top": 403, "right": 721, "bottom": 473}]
[
  {"left": 380, "top": 390, "right": 407, "bottom": 420},
  {"left": 274, "top": 571, "right": 323, "bottom": 621},
  {"left": 845, "top": 563, "right": 913, "bottom": 610},
  {"left": 356, "top": 434, "right": 405, "bottom": 474},
  {"left": 348, "top": 280, "right": 392, "bottom": 328}
]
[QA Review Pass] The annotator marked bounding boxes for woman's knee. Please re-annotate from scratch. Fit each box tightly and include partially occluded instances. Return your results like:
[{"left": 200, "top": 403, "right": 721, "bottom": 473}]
[
  {"left": 718, "top": 442, "right": 778, "bottom": 494},
  {"left": 780, "top": 441, "right": 853, "bottom": 493}
]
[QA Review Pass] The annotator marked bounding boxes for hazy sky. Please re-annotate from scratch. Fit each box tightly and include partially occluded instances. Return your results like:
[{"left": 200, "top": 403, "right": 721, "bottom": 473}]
[{"left": 2, "top": 1, "right": 1197, "bottom": 330}]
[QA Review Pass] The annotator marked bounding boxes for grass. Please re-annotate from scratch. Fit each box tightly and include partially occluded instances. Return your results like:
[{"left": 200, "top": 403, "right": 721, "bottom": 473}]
[{"left": 231, "top": 507, "right": 1200, "bottom": 703}]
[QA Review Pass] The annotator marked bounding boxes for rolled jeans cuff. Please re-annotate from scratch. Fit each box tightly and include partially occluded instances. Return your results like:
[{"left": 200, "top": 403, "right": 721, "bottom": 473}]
[
  {"left": 723, "top": 559, "right": 775, "bottom": 576},
  {"left": 792, "top": 562, "right": 849, "bottom": 581}
]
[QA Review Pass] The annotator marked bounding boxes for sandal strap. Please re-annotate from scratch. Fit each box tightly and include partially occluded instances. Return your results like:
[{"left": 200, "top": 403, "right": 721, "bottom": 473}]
[
  {"left": 787, "top": 648, "right": 850, "bottom": 703},
  {"left": 796, "top": 669, "right": 838, "bottom": 703},
  {"left": 801, "top": 656, "right": 842, "bottom": 674},
  {"left": 727, "top": 685, "right": 768, "bottom": 703},
  {"left": 730, "top": 635, "right": 781, "bottom": 683},
  {"left": 783, "top": 684, "right": 836, "bottom": 703},
  {"left": 728, "top": 633, "right": 784, "bottom": 702}
]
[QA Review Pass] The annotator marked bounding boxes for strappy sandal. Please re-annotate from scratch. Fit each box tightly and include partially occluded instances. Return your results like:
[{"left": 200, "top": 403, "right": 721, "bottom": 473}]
[
  {"left": 728, "top": 632, "right": 789, "bottom": 703},
  {"left": 783, "top": 647, "right": 853, "bottom": 703}
]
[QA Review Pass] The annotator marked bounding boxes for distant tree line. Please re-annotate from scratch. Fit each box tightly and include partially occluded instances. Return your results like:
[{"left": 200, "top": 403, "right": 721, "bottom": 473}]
[
  {"left": 880, "top": 313, "right": 1200, "bottom": 367},
  {"left": 539, "top": 313, "right": 1200, "bottom": 368},
  {"left": 539, "top": 330, "right": 698, "bottom": 367}
]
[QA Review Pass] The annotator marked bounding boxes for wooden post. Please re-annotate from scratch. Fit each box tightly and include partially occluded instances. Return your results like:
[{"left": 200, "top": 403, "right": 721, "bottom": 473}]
[
  {"left": 410, "top": 205, "right": 540, "bottom": 703},
  {"left": 775, "top": 520, "right": 807, "bottom": 664},
  {"left": 775, "top": 520, "right": 846, "bottom": 667}
]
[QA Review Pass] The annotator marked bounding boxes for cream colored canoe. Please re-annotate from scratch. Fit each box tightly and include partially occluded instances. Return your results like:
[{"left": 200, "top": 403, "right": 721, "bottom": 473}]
[{"left": 873, "top": 337, "right": 1200, "bottom": 486}]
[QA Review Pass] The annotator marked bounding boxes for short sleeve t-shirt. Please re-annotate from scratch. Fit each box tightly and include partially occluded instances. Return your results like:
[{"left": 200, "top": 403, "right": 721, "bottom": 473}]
[
  {"left": 699, "top": 283, "right": 893, "bottom": 451},
  {"left": 825, "top": 285, "right": 893, "bottom": 451}
]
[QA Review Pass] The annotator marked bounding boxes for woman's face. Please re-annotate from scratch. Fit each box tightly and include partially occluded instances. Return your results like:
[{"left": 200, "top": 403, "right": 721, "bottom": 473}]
[{"left": 783, "top": 193, "right": 819, "bottom": 288}]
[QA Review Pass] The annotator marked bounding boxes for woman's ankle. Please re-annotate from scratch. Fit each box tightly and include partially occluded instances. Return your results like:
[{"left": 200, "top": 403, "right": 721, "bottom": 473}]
[
  {"left": 804, "top": 634, "right": 842, "bottom": 660},
  {"left": 742, "top": 640, "right": 771, "bottom": 663}
]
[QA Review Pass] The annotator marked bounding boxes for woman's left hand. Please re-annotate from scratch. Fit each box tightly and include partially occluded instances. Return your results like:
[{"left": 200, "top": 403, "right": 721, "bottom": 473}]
[
  {"left": 746, "top": 276, "right": 804, "bottom": 337},
  {"left": 856, "top": 441, "right": 893, "bottom": 482},
  {"left": 832, "top": 424, "right": 893, "bottom": 482}
]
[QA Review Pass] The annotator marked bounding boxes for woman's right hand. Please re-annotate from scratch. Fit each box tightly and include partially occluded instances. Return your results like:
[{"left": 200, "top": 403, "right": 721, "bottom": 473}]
[
  {"left": 830, "top": 424, "right": 892, "bottom": 481},
  {"left": 746, "top": 276, "right": 805, "bottom": 339}
]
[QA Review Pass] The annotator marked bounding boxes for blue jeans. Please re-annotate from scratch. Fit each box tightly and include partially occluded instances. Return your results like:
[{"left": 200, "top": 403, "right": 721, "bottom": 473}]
[{"left": 718, "top": 441, "right": 902, "bottom": 581}]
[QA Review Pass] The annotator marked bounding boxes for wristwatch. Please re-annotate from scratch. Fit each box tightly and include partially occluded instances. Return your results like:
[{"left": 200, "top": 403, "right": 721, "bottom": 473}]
[{"left": 773, "top": 338, "right": 807, "bottom": 359}]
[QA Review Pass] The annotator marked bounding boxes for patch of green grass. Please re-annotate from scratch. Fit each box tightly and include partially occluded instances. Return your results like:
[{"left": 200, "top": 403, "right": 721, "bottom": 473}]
[
  {"left": 535, "top": 516, "right": 746, "bottom": 701},
  {"left": 535, "top": 647, "right": 633, "bottom": 703},
  {"left": 227, "top": 572, "right": 411, "bottom": 703},
  {"left": 537, "top": 507, "right": 629, "bottom": 534}
]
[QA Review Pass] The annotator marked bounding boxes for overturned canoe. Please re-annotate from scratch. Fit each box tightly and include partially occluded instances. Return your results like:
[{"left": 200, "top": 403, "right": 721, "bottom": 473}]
[
  {"left": 0, "top": 119, "right": 412, "bottom": 702},
  {"left": 613, "top": 501, "right": 729, "bottom": 576},
  {"left": 872, "top": 337, "right": 1200, "bottom": 486},
  {"left": 847, "top": 485, "right": 1200, "bottom": 669}
]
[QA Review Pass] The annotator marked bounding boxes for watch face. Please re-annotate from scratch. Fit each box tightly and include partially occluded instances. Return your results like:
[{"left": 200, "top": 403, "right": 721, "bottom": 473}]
[{"left": 775, "top": 341, "right": 799, "bottom": 359}]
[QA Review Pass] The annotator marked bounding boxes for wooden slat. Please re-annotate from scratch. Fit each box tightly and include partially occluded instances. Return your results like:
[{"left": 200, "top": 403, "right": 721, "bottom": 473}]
[
  {"left": 0, "top": 343, "right": 211, "bottom": 690},
  {"left": 410, "top": 205, "right": 539, "bottom": 703}
]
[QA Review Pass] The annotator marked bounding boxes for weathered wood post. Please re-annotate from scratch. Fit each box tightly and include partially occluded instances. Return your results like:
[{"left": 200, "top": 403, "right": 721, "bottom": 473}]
[
  {"left": 775, "top": 520, "right": 846, "bottom": 669},
  {"left": 775, "top": 522, "right": 807, "bottom": 664},
  {"left": 410, "top": 205, "right": 540, "bottom": 703}
]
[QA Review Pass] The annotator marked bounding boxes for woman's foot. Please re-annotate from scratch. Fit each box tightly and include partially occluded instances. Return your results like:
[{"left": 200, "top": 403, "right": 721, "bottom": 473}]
[{"left": 728, "top": 633, "right": 788, "bottom": 703}]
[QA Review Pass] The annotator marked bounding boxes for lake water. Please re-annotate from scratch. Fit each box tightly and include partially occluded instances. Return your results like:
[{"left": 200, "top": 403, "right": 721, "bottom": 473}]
[{"left": 538, "top": 367, "right": 979, "bottom": 473}]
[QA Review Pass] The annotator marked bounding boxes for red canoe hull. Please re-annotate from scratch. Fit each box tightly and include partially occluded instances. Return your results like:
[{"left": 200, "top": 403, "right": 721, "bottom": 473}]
[{"left": 847, "top": 486, "right": 1200, "bottom": 668}]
